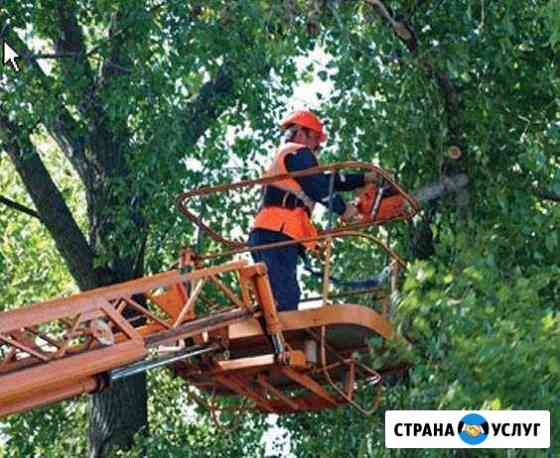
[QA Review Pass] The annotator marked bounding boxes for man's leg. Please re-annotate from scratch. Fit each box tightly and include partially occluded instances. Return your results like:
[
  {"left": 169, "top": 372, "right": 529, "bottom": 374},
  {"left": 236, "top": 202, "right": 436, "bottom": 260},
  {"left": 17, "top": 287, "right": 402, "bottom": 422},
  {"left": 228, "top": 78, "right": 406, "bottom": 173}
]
[{"left": 248, "top": 230, "right": 301, "bottom": 311}]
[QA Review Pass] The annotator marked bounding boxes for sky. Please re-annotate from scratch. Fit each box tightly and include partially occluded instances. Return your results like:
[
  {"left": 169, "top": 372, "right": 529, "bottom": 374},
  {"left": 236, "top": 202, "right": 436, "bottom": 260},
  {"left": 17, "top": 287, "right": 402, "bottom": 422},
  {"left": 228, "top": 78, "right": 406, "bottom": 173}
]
[{"left": 289, "top": 46, "right": 334, "bottom": 112}]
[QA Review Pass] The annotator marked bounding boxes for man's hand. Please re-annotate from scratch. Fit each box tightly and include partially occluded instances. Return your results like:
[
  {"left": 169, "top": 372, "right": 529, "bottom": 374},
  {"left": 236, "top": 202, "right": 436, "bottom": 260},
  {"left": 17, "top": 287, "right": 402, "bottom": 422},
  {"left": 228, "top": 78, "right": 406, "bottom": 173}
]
[
  {"left": 365, "top": 171, "right": 396, "bottom": 185},
  {"left": 364, "top": 171, "right": 382, "bottom": 185},
  {"left": 341, "top": 203, "right": 361, "bottom": 223}
]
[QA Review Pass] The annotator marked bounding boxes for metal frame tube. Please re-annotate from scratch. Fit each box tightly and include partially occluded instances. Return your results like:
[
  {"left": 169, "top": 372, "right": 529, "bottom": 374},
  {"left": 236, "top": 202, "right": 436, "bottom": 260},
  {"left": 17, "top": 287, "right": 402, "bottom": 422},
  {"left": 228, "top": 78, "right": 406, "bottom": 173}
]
[{"left": 110, "top": 343, "right": 221, "bottom": 382}]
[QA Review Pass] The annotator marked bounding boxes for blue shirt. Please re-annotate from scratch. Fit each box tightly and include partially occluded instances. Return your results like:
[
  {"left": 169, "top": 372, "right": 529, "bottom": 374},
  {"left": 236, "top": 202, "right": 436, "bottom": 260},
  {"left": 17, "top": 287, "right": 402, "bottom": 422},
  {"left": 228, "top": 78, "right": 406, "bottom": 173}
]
[{"left": 284, "top": 147, "right": 365, "bottom": 215}]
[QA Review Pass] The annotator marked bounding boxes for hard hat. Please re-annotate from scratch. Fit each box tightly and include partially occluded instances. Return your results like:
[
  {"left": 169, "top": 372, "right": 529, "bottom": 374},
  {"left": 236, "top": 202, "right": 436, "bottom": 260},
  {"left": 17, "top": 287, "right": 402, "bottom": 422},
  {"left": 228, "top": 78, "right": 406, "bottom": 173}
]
[{"left": 279, "top": 110, "right": 327, "bottom": 143}]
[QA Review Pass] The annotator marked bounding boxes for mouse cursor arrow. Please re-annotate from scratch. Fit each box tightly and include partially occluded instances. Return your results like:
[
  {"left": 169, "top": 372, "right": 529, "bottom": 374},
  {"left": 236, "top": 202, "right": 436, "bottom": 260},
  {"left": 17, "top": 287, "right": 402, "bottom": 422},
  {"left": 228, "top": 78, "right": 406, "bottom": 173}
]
[{"left": 2, "top": 41, "right": 21, "bottom": 72}]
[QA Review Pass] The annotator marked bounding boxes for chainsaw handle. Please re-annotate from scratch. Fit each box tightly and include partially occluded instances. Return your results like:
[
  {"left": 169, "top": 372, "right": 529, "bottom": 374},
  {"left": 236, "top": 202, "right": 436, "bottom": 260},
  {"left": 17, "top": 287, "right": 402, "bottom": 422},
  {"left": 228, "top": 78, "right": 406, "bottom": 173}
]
[{"left": 369, "top": 185, "right": 385, "bottom": 220}]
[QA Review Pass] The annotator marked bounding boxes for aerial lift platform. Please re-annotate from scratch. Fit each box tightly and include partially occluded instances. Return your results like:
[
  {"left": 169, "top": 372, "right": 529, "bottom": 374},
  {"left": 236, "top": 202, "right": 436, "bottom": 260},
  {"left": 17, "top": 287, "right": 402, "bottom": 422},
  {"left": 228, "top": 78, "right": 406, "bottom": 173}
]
[{"left": 0, "top": 163, "right": 425, "bottom": 418}]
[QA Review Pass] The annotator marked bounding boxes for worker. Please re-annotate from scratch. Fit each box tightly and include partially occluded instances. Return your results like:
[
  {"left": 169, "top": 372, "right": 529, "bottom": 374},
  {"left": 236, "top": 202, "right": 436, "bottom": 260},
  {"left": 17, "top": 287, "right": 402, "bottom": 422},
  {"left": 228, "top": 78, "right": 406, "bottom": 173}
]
[{"left": 248, "top": 110, "right": 381, "bottom": 312}]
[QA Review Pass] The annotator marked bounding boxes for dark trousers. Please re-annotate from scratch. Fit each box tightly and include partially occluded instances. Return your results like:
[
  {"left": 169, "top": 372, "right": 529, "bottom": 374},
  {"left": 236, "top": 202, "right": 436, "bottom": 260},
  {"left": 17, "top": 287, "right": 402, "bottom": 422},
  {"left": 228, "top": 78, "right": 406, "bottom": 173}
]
[{"left": 247, "top": 229, "right": 301, "bottom": 312}]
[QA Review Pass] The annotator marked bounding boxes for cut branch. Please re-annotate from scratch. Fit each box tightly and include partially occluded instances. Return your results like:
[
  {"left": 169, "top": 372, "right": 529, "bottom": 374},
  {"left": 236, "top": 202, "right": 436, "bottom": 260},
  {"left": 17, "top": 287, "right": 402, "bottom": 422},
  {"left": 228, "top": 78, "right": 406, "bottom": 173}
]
[
  {"left": 412, "top": 174, "right": 469, "bottom": 204},
  {"left": 0, "top": 196, "right": 41, "bottom": 220}
]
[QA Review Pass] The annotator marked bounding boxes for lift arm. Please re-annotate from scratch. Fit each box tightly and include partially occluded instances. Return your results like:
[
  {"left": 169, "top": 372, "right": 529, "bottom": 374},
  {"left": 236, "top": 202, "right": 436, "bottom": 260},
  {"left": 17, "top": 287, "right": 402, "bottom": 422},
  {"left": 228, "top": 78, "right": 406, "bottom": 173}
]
[{"left": 0, "top": 262, "right": 264, "bottom": 418}]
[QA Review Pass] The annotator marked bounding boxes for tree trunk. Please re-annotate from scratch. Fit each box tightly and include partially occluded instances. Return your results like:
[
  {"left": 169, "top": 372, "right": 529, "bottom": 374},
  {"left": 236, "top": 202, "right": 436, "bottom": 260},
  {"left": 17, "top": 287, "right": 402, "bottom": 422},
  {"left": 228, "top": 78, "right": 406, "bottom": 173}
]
[
  {"left": 85, "top": 167, "right": 149, "bottom": 456},
  {"left": 88, "top": 374, "right": 148, "bottom": 458}
]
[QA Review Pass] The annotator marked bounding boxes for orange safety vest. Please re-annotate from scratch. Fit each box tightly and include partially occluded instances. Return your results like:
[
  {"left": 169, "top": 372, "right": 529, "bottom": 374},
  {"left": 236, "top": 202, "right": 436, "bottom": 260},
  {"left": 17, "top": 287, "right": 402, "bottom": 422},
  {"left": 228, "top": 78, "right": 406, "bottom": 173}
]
[{"left": 253, "top": 142, "right": 318, "bottom": 249}]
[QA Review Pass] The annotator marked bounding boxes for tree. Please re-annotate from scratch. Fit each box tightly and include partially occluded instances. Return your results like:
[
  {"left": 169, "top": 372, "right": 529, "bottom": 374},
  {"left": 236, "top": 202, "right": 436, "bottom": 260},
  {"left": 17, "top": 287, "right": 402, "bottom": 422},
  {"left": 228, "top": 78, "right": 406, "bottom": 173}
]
[
  {"left": 0, "top": 1, "right": 308, "bottom": 455},
  {"left": 279, "top": 1, "right": 560, "bottom": 456},
  {"left": 1, "top": 0, "right": 559, "bottom": 456}
]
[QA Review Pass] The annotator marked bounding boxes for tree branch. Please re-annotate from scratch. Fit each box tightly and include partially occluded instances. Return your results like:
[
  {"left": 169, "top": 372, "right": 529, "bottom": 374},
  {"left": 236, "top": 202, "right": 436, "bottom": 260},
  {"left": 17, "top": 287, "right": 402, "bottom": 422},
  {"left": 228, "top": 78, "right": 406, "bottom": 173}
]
[
  {"left": 365, "top": 0, "right": 418, "bottom": 52},
  {"left": 180, "top": 63, "right": 236, "bottom": 148},
  {"left": 364, "top": 0, "right": 469, "bottom": 216},
  {"left": 0, "top": 196, "right": 41, "bottom": 220},
  {"left": 51, "top": 1, "right": 125, "bottom": 176},
  {"left": 53, "top": 1, "right": 95, "bottom": 88},
  {"left": 364, "top": 0, "right": 463, "bottom": 148},
  {"left": 533, "top": 187, "right": 560, "bottom": 203},
  {"left": 0, "top": 113, "right": 109, "bottom": 290},
  {"left": 2, "top": 29, "right": 93, "bottom": 188},
  {"left": 101, "top": 10, "right": 134, "bottom": 81},
  {"left": 28, "top": 52, "right": 79, "bottom": 59}
]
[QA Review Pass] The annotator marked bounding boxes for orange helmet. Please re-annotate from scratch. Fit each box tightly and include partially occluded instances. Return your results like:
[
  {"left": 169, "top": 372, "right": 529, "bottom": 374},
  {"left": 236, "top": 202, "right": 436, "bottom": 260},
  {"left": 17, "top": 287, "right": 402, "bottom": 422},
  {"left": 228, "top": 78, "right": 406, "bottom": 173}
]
[{"left": 279, "top": 110, "right": 327, "bottom": 143}]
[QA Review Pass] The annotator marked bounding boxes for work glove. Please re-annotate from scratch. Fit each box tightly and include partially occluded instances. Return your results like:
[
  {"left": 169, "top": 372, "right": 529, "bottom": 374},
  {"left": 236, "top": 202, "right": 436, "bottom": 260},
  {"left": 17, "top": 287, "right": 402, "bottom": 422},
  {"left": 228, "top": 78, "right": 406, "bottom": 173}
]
[{"left": 341, "top": 202, "right": 361, "bottom": 223}]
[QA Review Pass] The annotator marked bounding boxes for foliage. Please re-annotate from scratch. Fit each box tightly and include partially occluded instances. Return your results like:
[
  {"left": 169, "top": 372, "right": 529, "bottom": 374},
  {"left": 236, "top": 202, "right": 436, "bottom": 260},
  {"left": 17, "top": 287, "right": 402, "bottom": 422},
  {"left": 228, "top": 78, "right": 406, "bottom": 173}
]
[
  {"left": 1, "top": 0, "right": 559, "bottom": 457},
  {"left": 0, "top": 138, "right": 82, "bottom": 306},
  {"left": 108, "top": 371, "right": 268, "bottom": 458}
]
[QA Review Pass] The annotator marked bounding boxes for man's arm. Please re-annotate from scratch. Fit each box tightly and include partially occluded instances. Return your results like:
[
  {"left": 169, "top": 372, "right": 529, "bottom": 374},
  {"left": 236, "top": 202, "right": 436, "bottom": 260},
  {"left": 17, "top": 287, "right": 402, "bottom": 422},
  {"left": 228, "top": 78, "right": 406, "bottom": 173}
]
[
  {"left": 284, "top": 147, "right": 362, "bottom": 215},
  {"left": 330, "top": 172, "right": 366, "bottom": 192}
]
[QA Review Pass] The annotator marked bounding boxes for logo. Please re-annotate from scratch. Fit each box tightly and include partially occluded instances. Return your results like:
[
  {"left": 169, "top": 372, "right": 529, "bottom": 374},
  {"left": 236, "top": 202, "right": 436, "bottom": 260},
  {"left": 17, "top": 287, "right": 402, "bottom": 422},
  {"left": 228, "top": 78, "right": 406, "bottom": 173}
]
[
  {"left": 458, "top": 413, "right": 489, "bottom": 445},
  {"left": 385, "top": 410, "right": 550, "bottom": 448}
]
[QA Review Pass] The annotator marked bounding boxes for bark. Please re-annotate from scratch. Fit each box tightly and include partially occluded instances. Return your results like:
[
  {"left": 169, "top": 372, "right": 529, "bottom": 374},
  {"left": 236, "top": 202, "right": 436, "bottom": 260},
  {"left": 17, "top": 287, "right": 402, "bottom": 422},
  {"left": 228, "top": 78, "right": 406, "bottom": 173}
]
[{"left": 88, "top": 374, "right": 148, "bottom": 458}]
